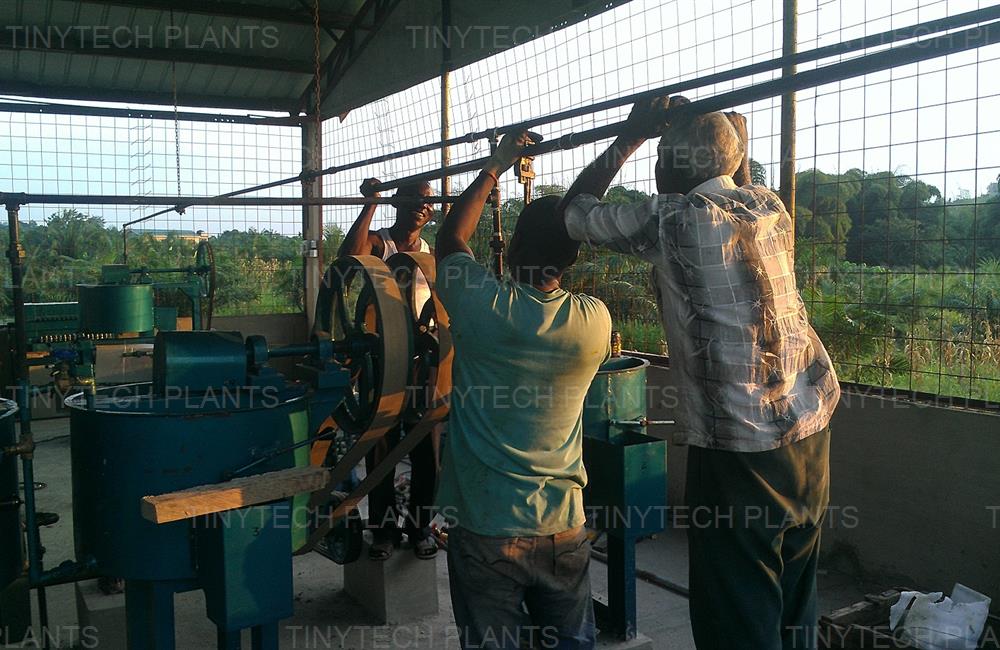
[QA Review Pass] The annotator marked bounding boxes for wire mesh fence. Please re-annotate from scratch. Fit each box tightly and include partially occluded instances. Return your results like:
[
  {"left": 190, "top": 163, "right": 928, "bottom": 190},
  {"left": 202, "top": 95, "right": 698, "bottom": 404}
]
[
  {"left": 1, "top": 0, "right": 998, "bottom": 402},
  {"left": 320, "top": 0, "right": 999, "bottom": 403},
  {"left": 0, "top": 109, "right": 303, "bottom": 317}
]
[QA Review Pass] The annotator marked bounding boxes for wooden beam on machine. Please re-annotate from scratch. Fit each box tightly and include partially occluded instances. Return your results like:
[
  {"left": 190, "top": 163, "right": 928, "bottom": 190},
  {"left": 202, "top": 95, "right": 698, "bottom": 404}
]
[{"left": 141, "top": 465, "right": 328, "bottom": 524}]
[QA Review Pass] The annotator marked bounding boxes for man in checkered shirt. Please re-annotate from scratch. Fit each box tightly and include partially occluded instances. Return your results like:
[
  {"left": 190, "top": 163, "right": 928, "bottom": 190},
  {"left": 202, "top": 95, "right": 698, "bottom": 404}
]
[{"left": 557, "top": 96, "right": 841, "bottom": 650}]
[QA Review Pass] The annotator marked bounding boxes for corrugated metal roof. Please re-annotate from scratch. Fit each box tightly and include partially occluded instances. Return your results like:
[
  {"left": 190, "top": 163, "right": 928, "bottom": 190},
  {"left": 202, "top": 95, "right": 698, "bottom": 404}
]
[{"left": 0, "top": 0, "right": 631, "bottom": 116}]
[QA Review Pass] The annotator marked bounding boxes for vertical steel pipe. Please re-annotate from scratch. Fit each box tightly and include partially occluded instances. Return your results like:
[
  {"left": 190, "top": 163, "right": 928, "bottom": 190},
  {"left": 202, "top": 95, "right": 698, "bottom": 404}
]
[
  {"left": 440, "top": 0, "right": 453, "bottom": 217},
  {"left": 780, "top": 0, "right": 798, "bottom": 231},
  {"left": 4, "top": 201, "right": 48, "bottom": 643},
  {"left": 302, "top": 121, "right": 324, "bottom": 331}
]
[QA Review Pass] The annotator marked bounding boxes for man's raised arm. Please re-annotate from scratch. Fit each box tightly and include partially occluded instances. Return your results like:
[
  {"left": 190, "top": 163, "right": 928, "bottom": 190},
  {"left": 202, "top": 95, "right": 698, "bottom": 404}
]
[
  {"left": 435, "top": 131, "right": 534, "bottom": 262},
  {"left": 557, "top": 95, "right": 674, "bottom": 215},
  {"left": 338, "top": 177, "right": 384, "bottom": 258}
]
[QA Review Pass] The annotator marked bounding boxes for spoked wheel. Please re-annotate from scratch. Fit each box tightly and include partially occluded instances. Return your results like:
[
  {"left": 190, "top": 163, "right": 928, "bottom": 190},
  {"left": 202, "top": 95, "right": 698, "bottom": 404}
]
[
  {"left": 320, "top": 255, "right": 411, "bottom": 439},
  {"left": 305, "top": 255, "right": 411, "bottom": 544},
  {"left": 194, "top": 239, "right": 216, "bottom": 329},
  {"left": 299, "top": 254, "right": 454, "bottom": 556}
]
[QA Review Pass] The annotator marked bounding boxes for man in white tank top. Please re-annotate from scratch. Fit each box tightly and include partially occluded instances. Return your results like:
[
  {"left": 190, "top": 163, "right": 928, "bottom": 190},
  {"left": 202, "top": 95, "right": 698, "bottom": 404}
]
[
  {"left": 338, "top": 178, "right": 439, "bottom": 560},
  {"left": 338, "top": 178, "right": 433, "bottom": 259}
]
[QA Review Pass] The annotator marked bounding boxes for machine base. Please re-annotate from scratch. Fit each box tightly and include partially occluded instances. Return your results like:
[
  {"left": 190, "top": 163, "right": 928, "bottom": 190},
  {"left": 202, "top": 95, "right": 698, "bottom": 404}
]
[
  {"left": 75, "top": 579, "right": 127, "bottom": 649},
  {"left": 344, "top": 540, "right": 439, "bottom": 624}
]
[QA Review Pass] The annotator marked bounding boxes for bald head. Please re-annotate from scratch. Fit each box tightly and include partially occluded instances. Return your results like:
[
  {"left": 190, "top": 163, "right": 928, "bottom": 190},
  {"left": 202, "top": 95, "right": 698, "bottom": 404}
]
[{"left": 656, "top": 112, "right": 744, "bottom": 193}]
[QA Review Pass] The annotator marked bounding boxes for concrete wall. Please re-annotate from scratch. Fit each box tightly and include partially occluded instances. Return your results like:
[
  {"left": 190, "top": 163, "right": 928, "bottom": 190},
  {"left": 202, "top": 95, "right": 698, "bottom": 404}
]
[
  {"left": 643, "top": 361, "right": 1000, "bottom": 603},
  {"left": 213, "top": 313, "right": 309, "bottom": 377}
]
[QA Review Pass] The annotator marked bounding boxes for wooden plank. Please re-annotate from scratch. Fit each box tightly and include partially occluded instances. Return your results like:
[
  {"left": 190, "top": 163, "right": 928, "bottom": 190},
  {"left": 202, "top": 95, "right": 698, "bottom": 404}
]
[
  {"left": 823, "top": 600, "right": 878, "bottom": 628},
  {"left": 141, "top": 466, "right": 328, "bottom": 524}
]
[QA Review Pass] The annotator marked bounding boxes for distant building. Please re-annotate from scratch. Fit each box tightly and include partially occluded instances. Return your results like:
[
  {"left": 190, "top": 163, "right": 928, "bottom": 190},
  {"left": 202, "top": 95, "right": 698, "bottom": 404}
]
[{"left": 140, "top": 229, "right": 209, "bottom": 242}]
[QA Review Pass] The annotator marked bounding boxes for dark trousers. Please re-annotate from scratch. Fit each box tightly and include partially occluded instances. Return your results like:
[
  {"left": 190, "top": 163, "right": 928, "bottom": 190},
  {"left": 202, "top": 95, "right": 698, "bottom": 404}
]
[
  {"left": 365, "top": 423, "right": 440, "bottom": 539},
  {"left": 685, "top": 428, "right": 831, "bottom": 650},
  {"left": 447, "top": 526, "right": 596, "bottom": 650}
]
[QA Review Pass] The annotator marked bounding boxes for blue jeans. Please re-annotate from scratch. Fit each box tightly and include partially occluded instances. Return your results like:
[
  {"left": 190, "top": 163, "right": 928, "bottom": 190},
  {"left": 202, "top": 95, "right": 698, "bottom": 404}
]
[{"left": 447, "top": 525, "right": 596, "bottom": 650}]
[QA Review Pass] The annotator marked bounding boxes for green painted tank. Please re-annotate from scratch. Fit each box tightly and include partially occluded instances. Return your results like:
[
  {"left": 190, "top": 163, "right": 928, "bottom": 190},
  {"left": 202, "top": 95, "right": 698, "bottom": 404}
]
[
  {"left": 67, "top": 383, "right": 311, "bottom": 581},
  {"left": 77, "top": 283, "right": 154, "bottom": 334},
  {"left": 583, "top": 355, "right": 650, "bottom": 443}
]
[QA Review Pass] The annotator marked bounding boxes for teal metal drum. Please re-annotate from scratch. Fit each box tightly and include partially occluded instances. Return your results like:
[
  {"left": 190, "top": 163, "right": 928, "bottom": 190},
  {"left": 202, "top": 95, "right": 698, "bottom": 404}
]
[
  {"left": 581, "top": 354, "right": 667, "bottom": 539},
  {"left": 583, "top": 355, "right": 649, "bottom": 444},
  {"left": 67, "top": 383, "right": 310, "bottom": 581},
  {"left": 77, "top": 283, "right": 154, "bottom": 334},
  {"left": 152, "top": 331, "right": 247, "bottom": 394}
]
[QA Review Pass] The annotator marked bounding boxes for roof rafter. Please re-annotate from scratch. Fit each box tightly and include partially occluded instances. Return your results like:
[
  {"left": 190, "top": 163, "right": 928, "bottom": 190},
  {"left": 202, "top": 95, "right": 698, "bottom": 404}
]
[
  {"left": 70, "top": 0, "right": 360, "bottom": 31},
  {"left": 0, "top": 35, "right": 315, "bottom": 74},
  {"left": 298, "top": 0, "right": 400, "bottom": 115},
  {"left": 1, "top": 80, "right": 301, "bottom": 113}
]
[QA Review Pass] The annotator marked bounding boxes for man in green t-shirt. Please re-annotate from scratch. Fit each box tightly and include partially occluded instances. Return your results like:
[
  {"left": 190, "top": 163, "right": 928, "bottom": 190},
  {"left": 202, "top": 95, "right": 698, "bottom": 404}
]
[{"left": 434, "top": 131, "right": 612, "bottom": 649}]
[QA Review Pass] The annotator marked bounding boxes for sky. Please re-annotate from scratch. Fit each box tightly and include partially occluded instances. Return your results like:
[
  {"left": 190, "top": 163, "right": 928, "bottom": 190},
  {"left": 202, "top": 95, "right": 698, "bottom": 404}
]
[{"left": 1, "top": 0, "right": 999, "bottom": 235}]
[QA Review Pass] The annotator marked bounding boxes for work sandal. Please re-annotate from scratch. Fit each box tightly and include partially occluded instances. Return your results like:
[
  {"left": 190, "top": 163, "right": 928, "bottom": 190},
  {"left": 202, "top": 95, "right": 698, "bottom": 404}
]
[
  {"left": 368, "top": 538, "right": 394, "bottom": 561},
  {"left": 412, "top": 535, "right": 438, "bottom": 560}
]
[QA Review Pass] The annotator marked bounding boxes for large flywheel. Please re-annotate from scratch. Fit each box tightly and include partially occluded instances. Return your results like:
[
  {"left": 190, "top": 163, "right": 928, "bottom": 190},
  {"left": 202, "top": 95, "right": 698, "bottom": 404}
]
[
  {"left": 302, "top": 252, "right": 453, "bottom": 554},
  {"left": 308, "top": 255, "right": 411, "bottom": 496}
]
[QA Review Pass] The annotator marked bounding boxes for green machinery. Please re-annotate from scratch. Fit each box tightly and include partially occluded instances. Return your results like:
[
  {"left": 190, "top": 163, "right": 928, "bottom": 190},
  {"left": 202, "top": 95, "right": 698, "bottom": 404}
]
[
  {"left": 68, "top": 332, "right": 339, "bottom": 648},
  {"left": 5, "top": 246, "right": 215, "bottom": 406},
  {"left": 7, "top": 253, "right": 446, "bottom": 649},
  {"left": 582, "top": 352, "right": 672, "bottom": 642}
]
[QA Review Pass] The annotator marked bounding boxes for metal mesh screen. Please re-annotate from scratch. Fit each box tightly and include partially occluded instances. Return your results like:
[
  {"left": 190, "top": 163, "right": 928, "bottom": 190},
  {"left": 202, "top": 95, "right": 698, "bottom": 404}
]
[
  {"left": 320, "top": 0, "right": 999, "bottom": 403},
  {"left": 0, "top": 109, "right": 303, "bottom": 316}
]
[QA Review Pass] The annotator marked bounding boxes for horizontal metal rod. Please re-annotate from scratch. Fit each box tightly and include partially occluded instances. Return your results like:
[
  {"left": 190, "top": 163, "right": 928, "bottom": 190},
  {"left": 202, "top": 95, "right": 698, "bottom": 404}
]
[
  {"left": 113, "top": 5, "right": 1000, "bottom": 226},
  {"left": 375, "top": 18, "right": 1000, "bottom": 191},
  {"left": 1, "top": 193, "right": 457, "bottom": 207},
  {"left": 0, "top": 100, "right": 302, "bottom": 127}
]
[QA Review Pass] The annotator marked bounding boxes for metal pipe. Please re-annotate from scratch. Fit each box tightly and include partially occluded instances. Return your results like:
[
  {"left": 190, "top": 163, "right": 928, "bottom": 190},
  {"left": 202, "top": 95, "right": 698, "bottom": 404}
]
[
  {"left": 3, "top": 194, "right": 459, "bottom": 207},
  {"left": 100, "top": 4, "right": 1000, "bottom": 230},
  {"left": 4, "top": 200, "right": 49, "bottom": 640},
  {"left": 591, "top": 548, "right": 690, "bottom": 599},
  {"left": 0, "top": 101, "right": 302, "bottom": 127},
  {"left": 488, "top": 136, "right": 504, "bottom": 277},
  {"left": 780, "top": 0, "right": 798, "bottom": 228},
  {"left": 440, "top": 0, "right": 453, "bottom": 218},
  {"left": 373, "top": 19, "right": 1000, "bottom": 192},
  {"left": 265, "top": 343, "right": 321, "bottom": 358},
  {"left": 302, "top": 119, "right": 325, "bottom": 332}
]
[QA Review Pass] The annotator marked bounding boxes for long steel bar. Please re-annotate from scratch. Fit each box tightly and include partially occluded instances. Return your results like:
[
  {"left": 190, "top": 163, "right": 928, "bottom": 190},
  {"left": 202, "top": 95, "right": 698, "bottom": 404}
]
[
  {"left": 0, "top": 101, "right": 303, "bottom": 126},
  {"left": 1, "top": 194, "right": 457, "bottom": 207},
  {"left": 780, "top": 0, "right": 798, "bottom": 224},
  {"left": 102, "top": 3, "right": 1000, "bottom": 231},
  {"left": 373, "top": 18, "right": 1000, "bottom": 191}
]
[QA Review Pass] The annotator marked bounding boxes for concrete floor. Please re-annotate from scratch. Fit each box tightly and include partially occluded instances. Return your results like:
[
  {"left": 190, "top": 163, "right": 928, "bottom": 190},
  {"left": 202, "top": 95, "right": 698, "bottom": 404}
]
[{"left": 17, "top": 417, "right": 869, "bottom": 649}]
